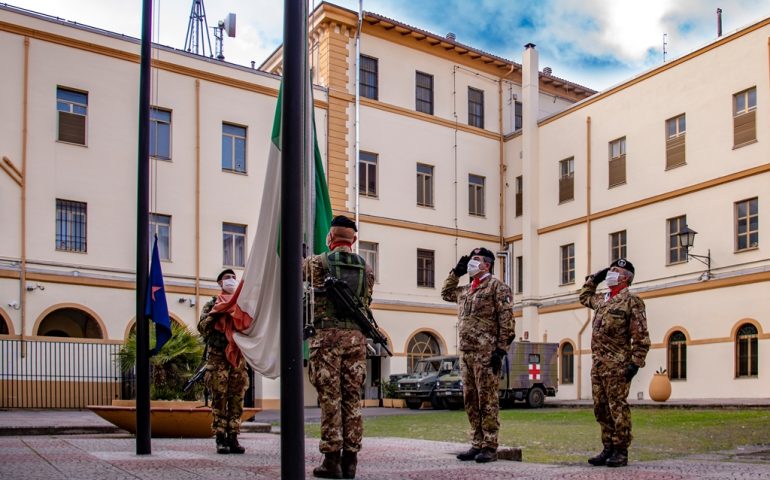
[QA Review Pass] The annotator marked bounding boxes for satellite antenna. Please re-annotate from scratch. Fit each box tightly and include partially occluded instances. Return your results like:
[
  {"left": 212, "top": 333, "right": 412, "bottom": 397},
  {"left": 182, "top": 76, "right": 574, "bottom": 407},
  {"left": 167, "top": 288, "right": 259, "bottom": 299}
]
[
  {"left": 184, "top": 0, "right": 214, "bottom": 57},
  {"left": 213, "top": 13, "right": 236, "bottom": 61},
  {"left": 662, "top": 33, "right": 668, "bottom": 63}
]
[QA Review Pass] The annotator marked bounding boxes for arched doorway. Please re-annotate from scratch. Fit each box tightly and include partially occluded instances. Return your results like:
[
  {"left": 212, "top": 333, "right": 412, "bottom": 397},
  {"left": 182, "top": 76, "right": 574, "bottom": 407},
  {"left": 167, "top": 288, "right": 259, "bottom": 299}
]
[
  {"left": 0, "top": 313, "right": 9, "bottom": 335},
  {"left": 37, "top": 307, "right": 103, "bottom": 339},
  {"left": 406, "top": 331, "right": 441, "bottom": 373}
]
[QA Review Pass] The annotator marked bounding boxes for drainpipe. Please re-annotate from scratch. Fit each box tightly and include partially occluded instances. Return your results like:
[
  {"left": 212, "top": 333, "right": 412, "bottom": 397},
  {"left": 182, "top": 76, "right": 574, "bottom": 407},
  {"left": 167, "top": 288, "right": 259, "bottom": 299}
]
[
  {"left": 577, "top": 115, "right": 592, "bottom": 400},
  {"left": 20, "top": 37, "right": 30, "bottom": 356},
  {"left": 354, "top": 0, "right": 362, "bottom": 241}
]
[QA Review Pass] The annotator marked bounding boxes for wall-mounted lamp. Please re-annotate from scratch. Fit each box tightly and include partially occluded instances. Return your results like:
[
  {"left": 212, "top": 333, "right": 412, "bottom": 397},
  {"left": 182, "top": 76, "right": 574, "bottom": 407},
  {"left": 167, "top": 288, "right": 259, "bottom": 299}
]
[
  {"left": 25, "top": 283, "right": 45, "bottom": 292},
  {"left": 676, "top": 225, "right": 712, "bottom": 280}
]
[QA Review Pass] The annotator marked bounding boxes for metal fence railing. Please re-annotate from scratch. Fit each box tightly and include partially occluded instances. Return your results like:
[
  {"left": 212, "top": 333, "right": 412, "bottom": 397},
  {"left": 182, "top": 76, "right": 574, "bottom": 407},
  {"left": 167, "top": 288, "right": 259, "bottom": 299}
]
[{"left": 0, "top": 339, "right": 128, "bottom": 409}]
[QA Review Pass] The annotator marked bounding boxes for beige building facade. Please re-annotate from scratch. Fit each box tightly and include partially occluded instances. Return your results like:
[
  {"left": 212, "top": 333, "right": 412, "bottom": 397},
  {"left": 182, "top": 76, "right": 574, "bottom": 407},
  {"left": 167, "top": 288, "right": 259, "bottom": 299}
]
[{"left": 0, "top": 3, "right": 767, "bottom": 407}]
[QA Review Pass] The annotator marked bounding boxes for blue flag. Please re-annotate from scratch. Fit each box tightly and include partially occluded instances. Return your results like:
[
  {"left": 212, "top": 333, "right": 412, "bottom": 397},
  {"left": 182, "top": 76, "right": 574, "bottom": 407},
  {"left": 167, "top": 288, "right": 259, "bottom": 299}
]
[{"left": 146, "top": 235, "right": 171, "bottom": 355}]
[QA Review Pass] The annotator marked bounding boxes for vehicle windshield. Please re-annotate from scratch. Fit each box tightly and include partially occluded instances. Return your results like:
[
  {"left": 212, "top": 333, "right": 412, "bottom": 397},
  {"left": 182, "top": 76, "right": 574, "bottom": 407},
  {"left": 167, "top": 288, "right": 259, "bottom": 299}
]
[{"left": 412, "top": 360, "right": 440, "bottom": 375}]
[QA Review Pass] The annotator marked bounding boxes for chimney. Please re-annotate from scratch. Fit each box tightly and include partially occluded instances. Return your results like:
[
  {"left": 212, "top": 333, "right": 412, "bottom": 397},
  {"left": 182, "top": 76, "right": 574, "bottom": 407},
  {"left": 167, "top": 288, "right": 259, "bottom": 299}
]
[
  {"left": 717, "top": 8, "right": 723, "bottom": 37},
  {"left": 543, "top": 66, "right": 552, "bottom": 76},
  {"left": 446, "top": 32, "right": 456, "bottom": 41}
]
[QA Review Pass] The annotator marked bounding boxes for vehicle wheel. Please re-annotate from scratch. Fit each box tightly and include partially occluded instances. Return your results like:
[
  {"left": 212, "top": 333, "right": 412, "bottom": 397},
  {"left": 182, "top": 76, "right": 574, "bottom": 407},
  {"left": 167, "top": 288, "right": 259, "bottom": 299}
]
[
  {"left": 406, "top": 398, "right": 422, "bottom": 410},
  {"left": 499, "top": 397, "right": 515, "bottom": 409},
  {"left": 445, "top": 399, "right": 463, "bottom": 410},
  {"left": 430, "top": 394, "right": 444, "bottom": 410},
  {"left": 526, "top": 386, "right": 545, "bottom": 408}
]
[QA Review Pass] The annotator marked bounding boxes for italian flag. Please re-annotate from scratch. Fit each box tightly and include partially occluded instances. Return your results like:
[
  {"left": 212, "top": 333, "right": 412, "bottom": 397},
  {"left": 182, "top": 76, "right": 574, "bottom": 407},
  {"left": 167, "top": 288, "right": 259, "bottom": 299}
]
[{"left": 217, "top": 86, "right": 332, "bottom": 379}]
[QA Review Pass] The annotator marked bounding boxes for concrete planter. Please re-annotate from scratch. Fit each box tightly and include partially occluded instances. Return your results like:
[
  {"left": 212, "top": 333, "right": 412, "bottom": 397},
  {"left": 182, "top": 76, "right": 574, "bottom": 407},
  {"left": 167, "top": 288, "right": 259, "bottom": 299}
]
[
  {"left": 88, "top": 400, "right": 261, "bottom": 438},
  {"left": 390, "top": 399, "right": 406, "bottom": 408},
  {"left": 648, "top": 373, "right": 672, "bottom": 402}
]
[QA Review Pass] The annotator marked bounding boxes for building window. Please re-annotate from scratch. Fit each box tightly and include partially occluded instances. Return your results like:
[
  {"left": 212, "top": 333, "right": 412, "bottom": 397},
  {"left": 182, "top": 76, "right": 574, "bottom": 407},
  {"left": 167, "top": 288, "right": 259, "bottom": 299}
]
[
  {"left": 223, "top": 223, "right": 246, "bottom": 267},
  {"left": 735, "top": 198, "right": 759, "bottom": 251},
  {"left": 608, "top": 137, "right": 626, "bottom": 188},
  {"left": 468, "top": 87, "right": 484, "bottom": 128},
  {"left": 665, "top": 114, "right": 686, "bottom": 169},
  {"left": 515, "top": 256, "right": 523, "bottom": 293},
  {"left": 559, "top": 157, "right": 574, "bottom": 203},
  {"left": 515, "top": 176, "right": 523, "bottom": 217},
  {"left": 416, "top": 163, "right": 434, "bottom": 207},
  {"left": 150, "top": 107, "right": 172, "bottom": 160},
  {"left": 55, "top": 199, "right": 87, "bottom": 252},
  {"left": 668, "top": 331, "right": 687, "bottom": 380},
  {"left": 560, "top": 243, "right": 575, "bottom": 285},
  {"left": 514, "top": 101, "right": 522, "bottom": 130},
  {"left": 149, "top": 213, "right": 171, "bottom": 261},
  {"left": 406, "top": 331, "right": 441, "bottom": 373},
  {"left": 222, "top": 123, "right": 247, "bottom": 173},
  {"left": 733, "top": 87, "right": 757, "bottom": 147},
  {"left": 359, "top": 151, "right": 378, "bottom": 197},
  {"left": 560, "top": 343, "right": 574, "bottom": 384},
  {"left": 56, "top": 87, "right": 87, "bottom": 145},
  {"left": 415, "top": 71, "right": 434, "bottom": 115},
  {"left": 468, "top": 174, "right": 485, "bottom": 216},
  {"left": 359, "top": 55, "right": 378, "bottom": 100},
  {"left": 667, "top": 215, "right": 687, "bottom": 264},
  {"left": 417, "top": 249, "right": 435, "bottom": 288},
  {"left": 359, "top": 241, "right": 379, "bottom": 282},
  {"left": 610, "top": 230, "right": 627, "bottom": 263},
  {"left": 736, "top": 323, "right": 758, "bottom": 377}
]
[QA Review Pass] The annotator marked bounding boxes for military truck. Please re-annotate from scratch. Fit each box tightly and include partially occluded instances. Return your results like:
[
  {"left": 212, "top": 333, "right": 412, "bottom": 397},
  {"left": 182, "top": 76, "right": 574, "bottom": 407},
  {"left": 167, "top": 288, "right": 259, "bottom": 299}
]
[
  {"left": 434, "top": 342, "right": 558, "bottom": 409},
  {"left": 396, "top": 355, "right": 459, "bottom": 409}
]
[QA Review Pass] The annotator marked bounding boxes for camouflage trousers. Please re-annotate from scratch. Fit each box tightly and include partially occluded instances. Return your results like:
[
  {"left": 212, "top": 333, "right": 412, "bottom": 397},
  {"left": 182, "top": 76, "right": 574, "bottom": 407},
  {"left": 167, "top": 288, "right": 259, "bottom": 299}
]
[
  {"left": 308, "top": 328, "right": 367, "bottom": 454},
  {"left": 204, "top": 351, "right": 249, "bottom": 435},
  {"left": 460, "top": 350, "right": 500, "bottom": 450},
  {"left": 591, "top": 365, "right": 632, "bottom": 449}
]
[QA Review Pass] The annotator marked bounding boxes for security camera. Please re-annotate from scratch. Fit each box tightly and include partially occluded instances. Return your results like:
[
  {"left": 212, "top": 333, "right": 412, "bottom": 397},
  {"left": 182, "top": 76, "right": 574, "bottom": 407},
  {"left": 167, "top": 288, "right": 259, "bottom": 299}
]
[{"left": 8, "top": 301, "right": 20, "bottom": 310}]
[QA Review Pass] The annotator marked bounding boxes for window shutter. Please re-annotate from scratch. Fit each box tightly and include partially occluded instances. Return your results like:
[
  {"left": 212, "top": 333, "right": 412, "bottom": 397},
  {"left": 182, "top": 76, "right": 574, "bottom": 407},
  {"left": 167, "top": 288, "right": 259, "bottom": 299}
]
[
  {"left": 665, "top": 135, "right": 686, "bottom": 169},
  {"left": 558, "top": 175, "right": 574, "bottom": 203},
  {"left": 59, "top": 112, "right": 86, "bottom": 144},
  {"left": 609, "top": 155, "right": 626, "bottom": 187},
  {"left": 734, "top": 110, "right": 756, "bottom": 147}
]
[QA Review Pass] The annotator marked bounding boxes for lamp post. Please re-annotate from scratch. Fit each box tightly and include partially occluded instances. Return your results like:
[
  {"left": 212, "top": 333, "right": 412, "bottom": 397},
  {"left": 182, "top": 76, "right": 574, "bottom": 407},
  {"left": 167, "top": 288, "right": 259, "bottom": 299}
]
[{"left": 676, "top": 225, "right": 712, "bottom": 279}]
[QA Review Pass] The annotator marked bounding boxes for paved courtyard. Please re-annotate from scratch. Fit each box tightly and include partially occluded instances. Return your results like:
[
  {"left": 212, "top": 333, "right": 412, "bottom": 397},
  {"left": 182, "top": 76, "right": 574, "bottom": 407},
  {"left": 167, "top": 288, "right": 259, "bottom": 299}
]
[{"left": 2, "top": 433, "right": 769, "bottom": 480}]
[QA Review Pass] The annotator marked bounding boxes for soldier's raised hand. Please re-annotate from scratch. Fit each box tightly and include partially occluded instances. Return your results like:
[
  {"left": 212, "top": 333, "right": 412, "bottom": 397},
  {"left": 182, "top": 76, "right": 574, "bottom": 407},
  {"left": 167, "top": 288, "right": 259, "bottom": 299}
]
[{"left": 453, "top": 255, "right": 471, "bottom": 277}]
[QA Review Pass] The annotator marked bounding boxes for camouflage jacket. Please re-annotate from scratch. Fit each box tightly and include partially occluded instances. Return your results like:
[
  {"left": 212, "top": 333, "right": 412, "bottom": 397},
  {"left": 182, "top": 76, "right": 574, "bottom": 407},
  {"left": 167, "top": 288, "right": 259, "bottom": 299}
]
[
  {"left": 303, "top": 245, "right": 375, "bottom": 329},
  {"left": 197, "top": 296, "right": 228, "bottom": 353},
  {"left": 579, "top": 279, "right": 651, "bottom": 369},
  {"left": 441, "top": 272, "right": 515, "bottom": 353}
]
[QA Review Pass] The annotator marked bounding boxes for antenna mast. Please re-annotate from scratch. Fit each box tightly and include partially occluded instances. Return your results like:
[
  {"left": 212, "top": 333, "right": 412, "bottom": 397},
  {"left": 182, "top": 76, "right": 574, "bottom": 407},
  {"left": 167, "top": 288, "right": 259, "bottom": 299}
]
[
  {"left": 184, "top": 0, "right": 214, "bottom": 57},
  {"left": 662, "top": 33, "right": 668, "bottom": 62}
]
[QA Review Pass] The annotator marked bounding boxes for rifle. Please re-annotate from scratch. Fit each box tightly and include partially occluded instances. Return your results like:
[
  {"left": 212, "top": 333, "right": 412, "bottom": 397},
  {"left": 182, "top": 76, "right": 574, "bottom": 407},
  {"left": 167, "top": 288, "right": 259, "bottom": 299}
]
[
  {"left": 183, "top": 345, "right": 208, "bottom": 393},
  {"left": 323, "top": 275, "right": 392, "bottom": 357}
]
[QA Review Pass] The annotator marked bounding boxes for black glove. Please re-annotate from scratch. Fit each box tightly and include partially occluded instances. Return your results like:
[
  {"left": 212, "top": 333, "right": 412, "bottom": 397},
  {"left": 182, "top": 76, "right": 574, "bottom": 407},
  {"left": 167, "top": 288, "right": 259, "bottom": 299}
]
[
  {"left": 624, "top": 364, "right": 639, "bottom": 382},
  {"left": 589, "top": 267, "right": 611, "bottom": 284},
  {"left": 490, "top": 348, "right": 507, "bottom": 375},
  {"left": 453, "top": 255, "right": 471, "bottom": 277}
]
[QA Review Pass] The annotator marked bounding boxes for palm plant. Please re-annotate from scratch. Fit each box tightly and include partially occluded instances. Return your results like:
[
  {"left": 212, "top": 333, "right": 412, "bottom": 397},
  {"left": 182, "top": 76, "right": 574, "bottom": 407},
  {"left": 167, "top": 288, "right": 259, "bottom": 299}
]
[{"left": 117, "top": 322, "right": 205, "bottom": 400}]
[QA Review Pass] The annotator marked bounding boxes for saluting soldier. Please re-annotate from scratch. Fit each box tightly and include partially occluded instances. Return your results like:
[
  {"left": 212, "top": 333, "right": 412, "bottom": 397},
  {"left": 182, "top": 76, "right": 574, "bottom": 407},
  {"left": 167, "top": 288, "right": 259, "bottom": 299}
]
[
  {"left": 442, "top": 247, "right": 515, "bottom": 464},
  {"left": 580, "top": 258, "right": 651, "bottom": 467},
  {"left": 306, "top": 215, "right": 374, "bottom": 479},
  {"left": 197, "top": 269, "right": 249, "bottom": 454}
]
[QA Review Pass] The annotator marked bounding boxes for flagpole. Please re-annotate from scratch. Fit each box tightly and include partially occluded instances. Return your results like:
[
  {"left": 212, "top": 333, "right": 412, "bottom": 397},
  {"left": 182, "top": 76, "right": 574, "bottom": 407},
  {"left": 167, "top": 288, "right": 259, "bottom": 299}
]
[
  {"left": 281, "top": 0, "right": 306, "bottom": 477},
  {"left": 135, "top": 0, "right": 153, "bottom": 455}
]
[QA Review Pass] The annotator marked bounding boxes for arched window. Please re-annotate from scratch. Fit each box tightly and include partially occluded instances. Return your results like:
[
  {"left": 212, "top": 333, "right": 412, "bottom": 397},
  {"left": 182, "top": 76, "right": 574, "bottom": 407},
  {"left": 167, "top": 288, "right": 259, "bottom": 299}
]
[
  {"left": 560, "top": 342, "right": 574, "bottom": 384},
  {"left": 0, "top": 316, "right": 8, "bottom": 335},
  {"left": 736, "top": 323, "right": 758, "bottom": 377},
  {"left": 667, "top": 331, "right": 687, "bottom": 380},
  {"left": 406, "top": 332, "right": 440, "bottom": 373},
  {"left": 37, "top": 308, "right": 103, "bottom": 339}
]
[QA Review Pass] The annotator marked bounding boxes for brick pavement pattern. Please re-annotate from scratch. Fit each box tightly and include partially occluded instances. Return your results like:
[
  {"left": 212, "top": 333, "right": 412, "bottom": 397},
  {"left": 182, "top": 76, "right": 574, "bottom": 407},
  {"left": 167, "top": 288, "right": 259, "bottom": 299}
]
[{"left": 1, "top": 434, "right": 769, "bottom": 480}]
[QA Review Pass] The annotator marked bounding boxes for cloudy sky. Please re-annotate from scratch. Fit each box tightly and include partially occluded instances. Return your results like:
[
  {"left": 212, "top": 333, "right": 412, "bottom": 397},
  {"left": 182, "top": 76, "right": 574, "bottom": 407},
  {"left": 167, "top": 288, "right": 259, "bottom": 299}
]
[{"left": 8, "top": 0, "right": 770, "bottom": 90}]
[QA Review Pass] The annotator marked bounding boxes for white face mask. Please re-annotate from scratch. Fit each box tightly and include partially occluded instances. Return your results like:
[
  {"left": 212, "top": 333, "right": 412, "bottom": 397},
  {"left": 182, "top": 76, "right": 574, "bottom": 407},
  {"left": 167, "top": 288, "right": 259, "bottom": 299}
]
[
  {"left": 467, "top": 259, "right": 482, "bottom": 277},
  {"left": 605, "top": 271, "right": 621, "bottom": 287},
  {"left": 222, "top": 278, "right": 238, "bottom": 294}
]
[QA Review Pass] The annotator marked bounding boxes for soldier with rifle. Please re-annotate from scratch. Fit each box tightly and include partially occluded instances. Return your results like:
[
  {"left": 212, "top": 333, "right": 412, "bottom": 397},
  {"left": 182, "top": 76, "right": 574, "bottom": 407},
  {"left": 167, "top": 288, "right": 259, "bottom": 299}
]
[{"left": 304, "top": 215, "right": 377, "bottom": 479}]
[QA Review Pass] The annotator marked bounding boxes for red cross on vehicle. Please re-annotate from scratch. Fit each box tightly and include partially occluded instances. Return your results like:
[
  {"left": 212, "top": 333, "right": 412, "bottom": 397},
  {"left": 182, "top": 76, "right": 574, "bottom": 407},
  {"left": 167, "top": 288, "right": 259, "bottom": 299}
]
[{"left": 529, "top": 363, "right": 541, "bottom": 380}]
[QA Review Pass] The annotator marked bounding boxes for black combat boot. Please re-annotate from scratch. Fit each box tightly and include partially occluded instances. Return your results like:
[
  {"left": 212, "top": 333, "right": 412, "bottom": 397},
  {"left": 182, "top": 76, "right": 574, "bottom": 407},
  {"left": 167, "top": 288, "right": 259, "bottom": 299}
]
[
  {"left": 227, "top": 432, "right": 245, "bottom": 454},
  {"left": 474, "top": 447, "right": 498, "bottom": 463},
  {"left": 313, "top": 451, "right": 342, "bottom": 479},
  {"left": 587, "top": 445, "right": 613, "bottom": 466},
  {"left": 215, "top": 432, "right": 230, "bottom": 454},
  {"left": 341, "top": 451, "right": 357, "bottom": 479},
  {"left": 456, "top": 447, "right": 481, "bottom": 461},
  {"left": 606, "top": 447, "right": 628, "bottom": 467}
]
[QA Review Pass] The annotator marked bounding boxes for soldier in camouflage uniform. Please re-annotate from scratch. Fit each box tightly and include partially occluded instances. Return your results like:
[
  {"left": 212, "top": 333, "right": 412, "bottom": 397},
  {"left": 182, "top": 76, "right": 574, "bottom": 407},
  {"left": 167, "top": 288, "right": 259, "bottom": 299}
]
[
  {"left": 197, "top": 268, "right": 249, "bottom": 455},
  {"left": 442, "top": 247, "right": 515, "bottom": 464},
  {"left": 306, "top": 215, "right": 374, "bottom": 479},
  {"left": 580, "top": 258, "right": 650, "bottom": 467}
]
